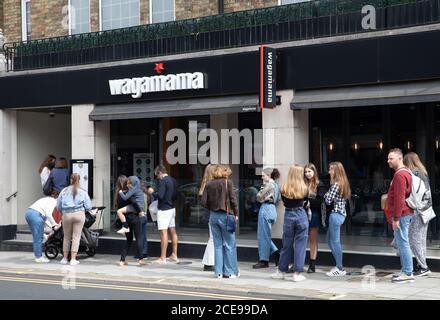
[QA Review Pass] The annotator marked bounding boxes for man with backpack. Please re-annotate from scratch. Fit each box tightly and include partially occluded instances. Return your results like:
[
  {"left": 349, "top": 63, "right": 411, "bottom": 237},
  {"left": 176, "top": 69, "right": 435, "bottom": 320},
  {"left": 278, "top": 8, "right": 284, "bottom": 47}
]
[{"left": 387, "top": 148, "right": 414, "bottom": 283}]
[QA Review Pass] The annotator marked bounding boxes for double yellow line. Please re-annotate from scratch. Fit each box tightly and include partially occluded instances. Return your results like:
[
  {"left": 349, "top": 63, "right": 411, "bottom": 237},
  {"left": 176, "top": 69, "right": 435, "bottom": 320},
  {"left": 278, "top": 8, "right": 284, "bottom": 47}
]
[{"left": 0, "top": 275, "right": 269, "bottom": 300}]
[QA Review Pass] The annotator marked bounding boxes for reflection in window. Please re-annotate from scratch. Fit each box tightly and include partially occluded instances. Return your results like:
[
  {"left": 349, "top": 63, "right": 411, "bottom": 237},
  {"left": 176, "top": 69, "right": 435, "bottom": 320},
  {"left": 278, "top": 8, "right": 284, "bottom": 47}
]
[{"left": 101, "top": 0, "right": 140, "bottom": 31}]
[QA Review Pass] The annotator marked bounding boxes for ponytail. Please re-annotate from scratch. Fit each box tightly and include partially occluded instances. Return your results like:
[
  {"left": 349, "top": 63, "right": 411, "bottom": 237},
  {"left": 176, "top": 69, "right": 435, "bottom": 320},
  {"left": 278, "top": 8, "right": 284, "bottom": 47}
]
[{"left": 71, "top": 173, "right": 81, "bottom": 199}]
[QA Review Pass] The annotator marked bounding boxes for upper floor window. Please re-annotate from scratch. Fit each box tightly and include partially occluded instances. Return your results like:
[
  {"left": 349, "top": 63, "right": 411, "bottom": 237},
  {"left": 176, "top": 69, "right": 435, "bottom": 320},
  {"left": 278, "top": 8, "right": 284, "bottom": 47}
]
[
  {"left": 101, "top": 0, "right": 140, "bottom": 31},
  {"left": 150, "top": 0, "right": 175, "bottom": 24},
  {"left": 21, "top": 0, "right": 31, "bottom": 41},
  {"left": 279, "top": 0, "right": 310, "bottom": 4},
  {"left": 69, "top": 0, "right": 91, "bottom": 35}
]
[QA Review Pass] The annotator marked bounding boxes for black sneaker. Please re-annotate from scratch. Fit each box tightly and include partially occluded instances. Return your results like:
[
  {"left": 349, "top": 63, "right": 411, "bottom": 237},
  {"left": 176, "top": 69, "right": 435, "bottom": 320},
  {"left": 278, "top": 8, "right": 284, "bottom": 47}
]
[
  {"left": 286, "top": 265, "right": 295, "bottom": 274},
  {"left": 307, "top": 265, "right": 316, "bottom": 273},
  {"left": 203, "top": 265, "right": 214, "bottom": 272},
  {"left": 414, "top": 268, "right": 431, "bottom": 277},
  {"left": 252, "top": 261, "right": 269, "bottom": 269}
]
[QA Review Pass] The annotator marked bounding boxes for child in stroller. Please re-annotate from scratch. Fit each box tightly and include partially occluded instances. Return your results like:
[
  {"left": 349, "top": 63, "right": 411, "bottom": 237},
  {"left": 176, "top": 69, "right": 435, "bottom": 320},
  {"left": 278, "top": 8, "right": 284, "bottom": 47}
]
[{"left": 44, "top": 207, "right": 105, "bottom": 260}]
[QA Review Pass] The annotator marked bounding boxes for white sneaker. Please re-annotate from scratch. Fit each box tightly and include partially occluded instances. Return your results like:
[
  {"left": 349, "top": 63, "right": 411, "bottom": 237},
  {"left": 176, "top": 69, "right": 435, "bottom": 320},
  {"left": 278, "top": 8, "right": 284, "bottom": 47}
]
[
  {"left": 70, "top": 259, "right": 80, "bottom": 266},
  {"left": 392, "top": 273, "right": 415, "bottom": 283},
  {"left": 60, "top": 258, "right": 68, "bottom": 265},
  {"left": 292, "top": 273, "right": 306, "bottom": 282},
  {"left": 326, "top": 267, "right": 347, "bottom": 277},
  {"left": 116, "top": 227, "right": 130, "bottom": 234},
  {"left": 216, "top": 274, "right": 222, "bottom": 279},
  {"left": 271, "top": 270, "right": 285, "bottom": 280},
  {"left": 35, "top": 256, "right": 50, "bottom": 263},
  {"left": 228, "top": 274, "right": 239, "bottom": 279}
]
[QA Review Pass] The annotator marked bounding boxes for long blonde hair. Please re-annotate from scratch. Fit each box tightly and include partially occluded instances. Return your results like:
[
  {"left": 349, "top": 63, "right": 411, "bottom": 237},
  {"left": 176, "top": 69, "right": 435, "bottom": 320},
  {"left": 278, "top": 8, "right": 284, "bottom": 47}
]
[
  {"left": 199, "top": 164, "right": 217, "bottom": 196},
  {"left": 329, "top": 162, "right": 351, "bottom": 199},
  {"left": 281, "top": 165, "right": 308, "bottom": 199},
  {"left": 70, "top": 173, "right": 81, "bottom": 200},
  {"left": 304, "top": 163, "right": 319, "bottom": 193},
  {"left": 403, "top": 152, "right": 428, "bottom": 177}
]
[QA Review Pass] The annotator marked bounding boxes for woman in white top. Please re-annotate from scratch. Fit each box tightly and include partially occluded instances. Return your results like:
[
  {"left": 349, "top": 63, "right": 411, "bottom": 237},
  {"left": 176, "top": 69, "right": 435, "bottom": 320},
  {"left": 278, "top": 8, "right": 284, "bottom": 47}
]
[
  {"left": 39, "top": 154, "right": 56, "bottom": 187},
  {"left": 25, "top": 194, "right": 59, "bottom": 262}
]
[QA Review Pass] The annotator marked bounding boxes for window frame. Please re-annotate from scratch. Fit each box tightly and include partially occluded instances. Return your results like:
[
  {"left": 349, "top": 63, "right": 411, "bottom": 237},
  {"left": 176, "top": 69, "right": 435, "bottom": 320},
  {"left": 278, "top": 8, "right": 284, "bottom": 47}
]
[
  {"left": 99, "top": 0, "right": 141, "bottom": 31},
  {"left": 149, "top": 0, "right": 176, "bottom": 24},
  {"left": 21, "top": 0, "right": 31, "bottom": 41},
  {"left": 68, "top": 0, "right": 91, "bottom": 35}
]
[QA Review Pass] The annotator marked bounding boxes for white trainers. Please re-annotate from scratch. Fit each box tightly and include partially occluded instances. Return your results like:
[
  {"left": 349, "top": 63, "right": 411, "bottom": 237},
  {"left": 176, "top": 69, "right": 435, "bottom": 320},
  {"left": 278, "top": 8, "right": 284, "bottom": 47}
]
[
  {"left": 116, "top": 227, "right": 130, "bottom": 234},
  {"left": 70, "top": 259, "right": 80, "bottom": 266},
  {"left": 326, "top": 267, "right": 347, "bottom": 277},
  {"left": 216, "top": 274, "right": 222, "bottom": 279},
  {"left": 60, "top": 258, "right": 68, "bottom": 265},
  {"left": 35, "top": 256, "right": 50, "bottom": 263},
  {"left": 271, "top": 270, "right": 285, "bottom": 280},
  {"left": 392, "top": 273, "right": 415, "bottom": 283},
  {"left": 292, "top": 273, "right": 307, "bottom": 282}
]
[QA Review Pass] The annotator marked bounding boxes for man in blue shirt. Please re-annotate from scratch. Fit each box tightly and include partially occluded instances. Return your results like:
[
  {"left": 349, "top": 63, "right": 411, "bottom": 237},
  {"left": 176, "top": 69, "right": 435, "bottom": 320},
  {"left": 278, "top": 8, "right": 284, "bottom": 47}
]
[{"left": 148, "top": 165, "right": 178, "bottom": 264}]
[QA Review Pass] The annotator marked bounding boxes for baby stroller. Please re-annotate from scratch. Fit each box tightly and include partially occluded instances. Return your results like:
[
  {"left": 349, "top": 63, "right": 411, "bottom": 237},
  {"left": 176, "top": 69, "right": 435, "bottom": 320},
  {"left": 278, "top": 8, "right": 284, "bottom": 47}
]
[{"left": 44, "top": 207, "right": 105, "bottom": 260}]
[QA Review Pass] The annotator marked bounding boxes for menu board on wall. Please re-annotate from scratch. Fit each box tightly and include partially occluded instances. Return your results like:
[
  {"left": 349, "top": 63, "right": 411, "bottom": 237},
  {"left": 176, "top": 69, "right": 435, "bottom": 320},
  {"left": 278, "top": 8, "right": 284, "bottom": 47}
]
[{"left": 70, "top": 159, "right": 94, "bottom": 198}]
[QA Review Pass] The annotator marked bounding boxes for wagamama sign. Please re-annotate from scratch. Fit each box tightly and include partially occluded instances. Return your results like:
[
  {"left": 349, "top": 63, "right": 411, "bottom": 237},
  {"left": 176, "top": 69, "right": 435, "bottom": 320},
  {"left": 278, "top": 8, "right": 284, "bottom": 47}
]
[{"left": 109, "top": 72, "right": 206, "bottom": 99}]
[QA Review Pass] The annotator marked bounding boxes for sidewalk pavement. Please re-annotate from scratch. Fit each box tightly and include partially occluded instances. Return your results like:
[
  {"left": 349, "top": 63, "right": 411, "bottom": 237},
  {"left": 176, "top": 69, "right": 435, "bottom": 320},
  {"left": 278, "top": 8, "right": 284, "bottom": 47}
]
[{"left": 0, "top": 251, "right": 440, "bottom": 300}]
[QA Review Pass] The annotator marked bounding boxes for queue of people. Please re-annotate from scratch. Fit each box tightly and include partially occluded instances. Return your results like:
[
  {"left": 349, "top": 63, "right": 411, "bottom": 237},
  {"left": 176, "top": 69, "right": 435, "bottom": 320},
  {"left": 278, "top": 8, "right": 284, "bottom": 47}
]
[{"left": 28, "top": 151, "right": 435, "bottom": 284}]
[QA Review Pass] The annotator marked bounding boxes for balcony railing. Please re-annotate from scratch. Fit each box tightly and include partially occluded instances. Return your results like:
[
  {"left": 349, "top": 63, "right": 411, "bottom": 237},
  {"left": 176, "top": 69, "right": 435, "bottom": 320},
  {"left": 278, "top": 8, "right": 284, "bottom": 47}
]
[{"left": 3, "top": 0, "right": 440, "bottom": 72}]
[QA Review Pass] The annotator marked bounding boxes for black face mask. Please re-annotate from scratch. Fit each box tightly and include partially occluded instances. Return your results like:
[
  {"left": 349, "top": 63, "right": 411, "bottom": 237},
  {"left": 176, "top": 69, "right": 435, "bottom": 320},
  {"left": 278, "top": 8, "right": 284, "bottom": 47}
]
[{"left": 48, "top": 162, "right": 55, "bottom": 170}]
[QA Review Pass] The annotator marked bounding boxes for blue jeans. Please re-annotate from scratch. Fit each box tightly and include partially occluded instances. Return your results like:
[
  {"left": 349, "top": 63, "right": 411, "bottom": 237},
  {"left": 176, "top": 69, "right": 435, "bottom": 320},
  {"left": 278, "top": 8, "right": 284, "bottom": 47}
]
[
  {"left": 25, "top": 209, "right": 45, "bottom": 258},
  {"left": 326, "top": 212, "right": 345, "bottom": 270},
  {"left": 140, "top": 215, "right": 148, "bottom": 256},
  {"left": 257, "top": 203, "right": 278, "bottom": 261},
  {"left": 209, "top": 211, "right": 239, "bottom": 276},
  {"left": 394, "top": 214, "right": 413, "bottom": 275},
  {"left": 278, "top": 208, "right": 309, "bottom": 273}
]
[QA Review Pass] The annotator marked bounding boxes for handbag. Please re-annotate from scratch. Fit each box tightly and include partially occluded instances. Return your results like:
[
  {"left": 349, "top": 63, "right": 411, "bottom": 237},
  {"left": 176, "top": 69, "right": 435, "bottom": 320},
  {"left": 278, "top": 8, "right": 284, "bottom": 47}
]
[
  {"left": 225, "top": 179, "right": 236, "bottom": 233},
  {"left": 43, "top": 175, "right": 54, "bottom": 196},
  {"left": 148, "top": 200, "right": 158, "bottom": 222},
  {"left": 420, "top": 207, "right": 436, "bottom": 224}
]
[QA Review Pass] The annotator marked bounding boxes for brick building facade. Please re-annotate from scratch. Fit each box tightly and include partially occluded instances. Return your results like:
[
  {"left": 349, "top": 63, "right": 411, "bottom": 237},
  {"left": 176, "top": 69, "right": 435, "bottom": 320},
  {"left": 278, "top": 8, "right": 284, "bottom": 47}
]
[{"left": 0, "top": 0, "right": 280, "bottom": 44}]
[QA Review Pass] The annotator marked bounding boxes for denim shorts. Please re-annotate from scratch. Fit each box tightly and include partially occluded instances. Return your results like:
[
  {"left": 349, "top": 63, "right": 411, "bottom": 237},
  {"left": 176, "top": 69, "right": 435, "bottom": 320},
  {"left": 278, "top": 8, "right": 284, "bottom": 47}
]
[{"left": 309, "top": 209, "right": 320, "bottom": 229}]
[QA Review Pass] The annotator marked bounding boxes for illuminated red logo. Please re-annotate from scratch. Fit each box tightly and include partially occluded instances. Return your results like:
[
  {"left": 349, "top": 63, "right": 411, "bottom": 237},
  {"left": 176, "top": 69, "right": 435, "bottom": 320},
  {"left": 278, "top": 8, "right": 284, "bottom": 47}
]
[{"left": 154, "top": 63, "right": 165, "bottom": 74}]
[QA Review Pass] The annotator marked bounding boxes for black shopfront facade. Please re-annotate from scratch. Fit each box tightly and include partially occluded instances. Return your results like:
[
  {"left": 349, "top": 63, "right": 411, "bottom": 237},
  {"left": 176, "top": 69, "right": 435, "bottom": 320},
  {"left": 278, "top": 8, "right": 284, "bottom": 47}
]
[{"left": 2, "top": 28, "right": 440, "bottom": 248}]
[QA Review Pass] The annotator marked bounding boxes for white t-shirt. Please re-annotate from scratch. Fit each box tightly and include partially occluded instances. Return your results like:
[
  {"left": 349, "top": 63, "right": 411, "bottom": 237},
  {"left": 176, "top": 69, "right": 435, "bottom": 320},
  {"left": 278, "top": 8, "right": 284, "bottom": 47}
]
[
  {"left": 29, "top": 197, "right": 57, "bottom": 228},
  {"left": 40, "top": 167, "right": 51, "bottom": 187}
]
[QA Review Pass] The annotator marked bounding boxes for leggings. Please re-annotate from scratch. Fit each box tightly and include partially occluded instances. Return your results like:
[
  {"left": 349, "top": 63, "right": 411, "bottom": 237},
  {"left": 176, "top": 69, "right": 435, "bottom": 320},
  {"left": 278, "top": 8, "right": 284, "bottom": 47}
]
[
  {"left": 62, "top": 211, "right": 85, "bottom": 253},
  {"left": 120, "top": 213, "right": 143, "bottom": 261}
]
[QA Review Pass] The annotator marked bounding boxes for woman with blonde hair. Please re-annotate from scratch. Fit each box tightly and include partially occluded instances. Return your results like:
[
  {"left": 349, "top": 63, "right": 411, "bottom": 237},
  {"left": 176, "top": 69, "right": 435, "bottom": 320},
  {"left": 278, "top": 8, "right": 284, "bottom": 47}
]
[
  {"left": 324, "top": 161, "right": 351, "bottom": 277},
  {"left": 404, "top": 152, "right": 434, "bottom": 277},
  {"left": 199, "top": 164, "right": 217, "bottom": 271},
  {"left": 57, "top": 173, "right": 92, "bottom": 266},
  {"left": 202, "top": 164, "right": 239, "bottom": 278},
  {"left": 304, "top": 163, "right": 327, "bottom": 273},
  {"left": 271, "top": 165, "right": 309, "bottom": 282}
]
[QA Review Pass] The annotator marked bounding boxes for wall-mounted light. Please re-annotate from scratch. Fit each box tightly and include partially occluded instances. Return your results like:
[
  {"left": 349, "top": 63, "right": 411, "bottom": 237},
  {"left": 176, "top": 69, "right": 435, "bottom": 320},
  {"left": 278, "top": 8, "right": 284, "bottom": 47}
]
[
  {"left": 379, "top": 141, "right": 383, "bottom": 150},
  {"left": 407, "top": 141, "right": 411, "bottom": 150},
  {"left": 329, "top": 143, "right": 334, "bottom": 151},
  {"left": 353, "top": 142, "right": 359, "bottom": 150},
  {"left": 436, "top": 139, "right": 439, "bottom": 150}
]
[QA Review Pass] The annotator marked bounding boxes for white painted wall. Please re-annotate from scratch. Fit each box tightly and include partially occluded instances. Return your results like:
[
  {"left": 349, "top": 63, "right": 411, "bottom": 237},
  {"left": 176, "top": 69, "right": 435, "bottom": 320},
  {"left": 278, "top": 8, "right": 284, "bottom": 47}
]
[
  {"left": 0, "top": 109, "right": 17, "bottom": 228},
  {"left": 262, "top": 89, "right": 309, "bottom": 239},
  {"left": 72, "top": 104, "right": 111, "bottom": 230},
  {"left": 17, "top": 110, "right": 71, "bottom": 226}
]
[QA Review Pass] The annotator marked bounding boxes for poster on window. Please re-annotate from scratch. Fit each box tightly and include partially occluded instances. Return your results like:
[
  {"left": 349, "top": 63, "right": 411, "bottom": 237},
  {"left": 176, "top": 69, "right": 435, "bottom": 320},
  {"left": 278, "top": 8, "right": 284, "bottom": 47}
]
[
  {"left": 133, "top": 153, "right": 154, "bottom": 185},
  {"left": 70, "top": 159, "right": 94, "bottom": 198}
]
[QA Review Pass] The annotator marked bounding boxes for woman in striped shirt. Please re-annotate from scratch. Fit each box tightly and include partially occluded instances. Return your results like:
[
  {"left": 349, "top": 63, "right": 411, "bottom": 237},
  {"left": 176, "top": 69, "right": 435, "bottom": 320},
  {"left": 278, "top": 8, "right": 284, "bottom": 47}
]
[{"left": 324, "top": 161, "right": 351, "bottom": 277}]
